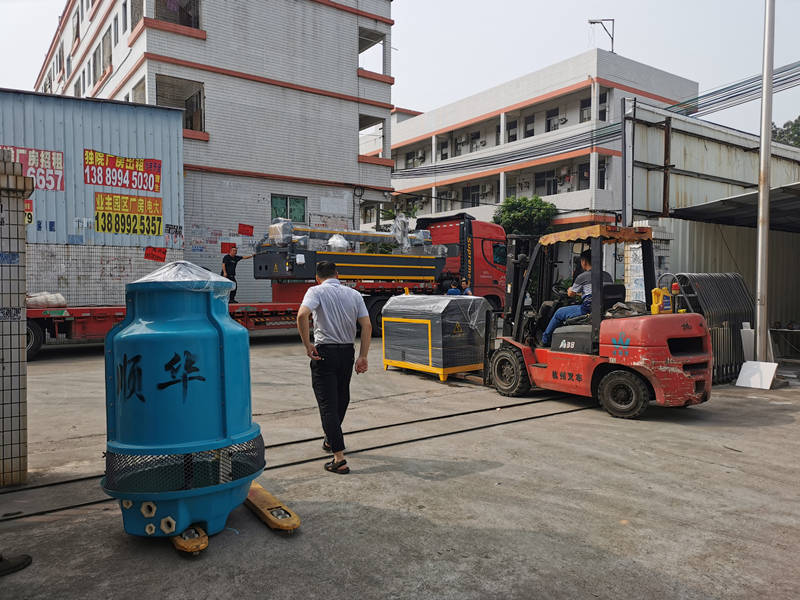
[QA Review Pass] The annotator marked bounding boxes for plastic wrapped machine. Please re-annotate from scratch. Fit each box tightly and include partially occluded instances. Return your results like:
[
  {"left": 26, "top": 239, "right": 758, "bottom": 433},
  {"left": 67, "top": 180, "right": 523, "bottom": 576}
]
[
  {"left": 382, "top": 295, "right": 490, "bottom": 381},
  {"left": 102, "top": 261, "right": 265, "bottom": 538}
]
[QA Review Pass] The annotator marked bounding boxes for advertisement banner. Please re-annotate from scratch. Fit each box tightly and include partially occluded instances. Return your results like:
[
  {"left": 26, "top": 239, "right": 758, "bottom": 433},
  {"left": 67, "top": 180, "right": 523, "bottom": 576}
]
[
  {"left": 144, "top": 247, "right": 167, "bottom": 262},
  {"left": 83, "top": 148, "right": 162, "bottom": 193},
  {"left": 93, "top": 192, "right": 163, "bottom": 236},
  {"left": 0, "top": 145, "right": 65, "bottom": 191},
  {"left": 24, "top": 199, "right": 33, "bottom": 225}
]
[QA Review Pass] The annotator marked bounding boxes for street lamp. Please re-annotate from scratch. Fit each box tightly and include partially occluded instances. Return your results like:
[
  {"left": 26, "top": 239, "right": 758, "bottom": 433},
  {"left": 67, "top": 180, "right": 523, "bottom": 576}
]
[{"left": 588, "top": 18, "right": 615, "bottom": 53}]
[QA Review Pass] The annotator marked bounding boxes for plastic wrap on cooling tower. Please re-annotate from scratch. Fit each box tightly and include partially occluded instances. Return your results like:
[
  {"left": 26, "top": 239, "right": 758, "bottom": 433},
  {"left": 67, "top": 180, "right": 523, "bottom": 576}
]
[
  {"left": 327, "top": 234, "right": 349, "bottom": 252},
  {"left": 268, "top": 218, "right": 294, "bottom": 246},
  {"left": 132, "top": 260, "right": 233, "bottom": 299},
  {"left": 382, "top": 295, "right": 490, "bottom": 369},
  {"left": 392, "top": 215, "right": 411, "bottom": 252}
]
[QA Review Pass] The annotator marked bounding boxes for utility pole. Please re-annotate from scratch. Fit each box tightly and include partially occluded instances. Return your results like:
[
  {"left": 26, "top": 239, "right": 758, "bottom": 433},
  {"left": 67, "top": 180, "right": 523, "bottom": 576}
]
[{"left": 755, "top": 0, "right": 775, "bottom": 361}]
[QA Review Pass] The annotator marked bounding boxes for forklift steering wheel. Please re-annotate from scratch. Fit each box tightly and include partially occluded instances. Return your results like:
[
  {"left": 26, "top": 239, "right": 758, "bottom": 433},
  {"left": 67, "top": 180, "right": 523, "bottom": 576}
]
[{"left": 552, "top": 283, "right": 570, "bottom": 299}]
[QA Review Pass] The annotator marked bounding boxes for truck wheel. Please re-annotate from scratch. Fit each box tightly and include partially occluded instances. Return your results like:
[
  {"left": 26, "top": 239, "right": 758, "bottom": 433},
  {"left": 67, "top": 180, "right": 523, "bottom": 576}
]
[
  {"left": 26, "top": 321, "right": 44, "bottom": 361},
  {"left": 368, "top": 299, "right": 387, "bottom": 337},
  {"left": 597, "top": 370, "right": 650, "bottom": 419},
  {"left": 490, "top": 346, "right": 530, "bottom": 397}
]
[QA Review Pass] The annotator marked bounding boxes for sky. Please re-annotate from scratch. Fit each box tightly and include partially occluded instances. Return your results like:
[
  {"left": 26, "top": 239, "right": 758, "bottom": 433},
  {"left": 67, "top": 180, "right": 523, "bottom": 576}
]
[{"left": 1, "top": 0, "right": 799, "bottom": 134}]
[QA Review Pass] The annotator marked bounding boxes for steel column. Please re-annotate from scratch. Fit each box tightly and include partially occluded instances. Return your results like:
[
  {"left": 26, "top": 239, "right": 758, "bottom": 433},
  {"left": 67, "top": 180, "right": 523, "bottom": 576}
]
[{"left": 755, "top": 0, "right": 775, "bottom": 361}]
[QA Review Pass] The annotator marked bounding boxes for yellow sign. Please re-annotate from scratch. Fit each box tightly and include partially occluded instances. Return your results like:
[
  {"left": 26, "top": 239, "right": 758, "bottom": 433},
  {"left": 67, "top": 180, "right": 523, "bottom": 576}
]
[
  {"left": 453, "top": 322, "right": 464, "bottom": 335},
  {"left": 93, "top": 192, "right": 163, "bottom": 236}
]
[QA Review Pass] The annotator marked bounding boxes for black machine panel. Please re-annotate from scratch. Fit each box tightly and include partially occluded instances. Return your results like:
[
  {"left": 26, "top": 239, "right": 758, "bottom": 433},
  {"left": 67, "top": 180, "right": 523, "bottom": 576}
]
[{"left": 551, "top": 325, "right": 593, "bottom": 354}]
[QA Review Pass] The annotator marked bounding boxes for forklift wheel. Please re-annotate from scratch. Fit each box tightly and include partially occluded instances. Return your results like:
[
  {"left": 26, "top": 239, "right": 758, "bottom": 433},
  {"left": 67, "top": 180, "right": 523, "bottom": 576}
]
[
  {"left": 597, "top": 370, "right": 650, "bottom": 419},
  {"left": 490, "top": 347, "right": 531, "bottom": 397}
]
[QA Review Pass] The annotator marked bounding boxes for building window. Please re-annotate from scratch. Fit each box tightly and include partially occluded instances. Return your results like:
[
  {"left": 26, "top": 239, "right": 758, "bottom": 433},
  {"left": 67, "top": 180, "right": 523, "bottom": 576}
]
[
  {"left": 81, "top": 69, "right": 86, "bottom": 92},
  {"left": 102, "top": 28, "right": 112, "bottom": 70},
  {"left": 74, "top": 82, "right": 81, "bottom": 98},
  {"left": 155, "top": 0, "right": 201, "bottom": 29},
  {"left": 598, "top": 92, "right": 608, "bottom": 121},
  {"left": 156, "top": 74, "right": 205, "bottom": 130},
  {"left": 131, "top": 0, "right": 143, "bottom": 27},
  {"left": 506, "top": 119, "right": 518, "bottom": 143},
  {"left": 578, "top": 162, "right": 590, "bottom": 190},
  {"left": 495, "top": 124, "right": 500, "bottom": 145},
  {"left": 545, "top": 109, "right": 559, "bottom": 132},
  {"left": 534, "top": 170, "right": 557, "bottom": 196},
  {"left": 66, "top": 56, "right": 72, "bottom": 78},
  {"left": 91, "top": 45, "right": 102, "bottom": 84},
  {"left": 598, "top": 158, "right": 606, "bottom": 189},
  {"left": 72, "top": 11, "right": 80, "bottom": 43},
  {"left": 461, "top": 185, "right": 480, "bottom": 208},
  {"left": 469, "top": 131, "right": 480, "bottom": 152},
  {"left": 524, "top": 115, "right": 535, "bottom": 138},
  {"left": 124, "top": 93, "right": 130, "bottom": 102},
  {"left": 122, "top": 1, "right": 128, "bottom": 31},
  {"left": 439, "top": 140, "right": 449, "bottom": 160},
  {"left": 131, "top": 77, "right": 146, "bottom": 103},
  {"left": 271, "top": 195, "right": 307, "bottom": 223},
  {"left": 579, "top": 98, "right": 591, "bottom": 123},
  {"left": 114, "top": 15, "right": 119, "bottom": 45},
  {"left": 405, "top": 151, "right": 415, "bottom": 169}
]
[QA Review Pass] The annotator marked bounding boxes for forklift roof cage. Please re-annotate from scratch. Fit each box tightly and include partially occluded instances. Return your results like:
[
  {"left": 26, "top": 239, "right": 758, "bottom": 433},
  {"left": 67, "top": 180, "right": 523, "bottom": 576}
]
[
  {"left": 505, "top": 225, "right": 656, "bottom": 349},
  {"left": 537, "top": 225, "right": 653, "bottom": 246}
]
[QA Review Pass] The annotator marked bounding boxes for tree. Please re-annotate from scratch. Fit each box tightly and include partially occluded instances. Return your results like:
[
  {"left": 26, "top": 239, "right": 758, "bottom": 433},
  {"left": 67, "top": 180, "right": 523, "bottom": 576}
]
[
  {"left": 493, "top": 195, "right": 558, "bottom": 236},
  {"left": 772, "top": 115, "right": 800, "bottom": 148}
]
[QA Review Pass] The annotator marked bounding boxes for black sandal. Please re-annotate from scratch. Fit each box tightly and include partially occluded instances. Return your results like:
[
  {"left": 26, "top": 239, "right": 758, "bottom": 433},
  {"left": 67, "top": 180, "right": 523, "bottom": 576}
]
[
  {"left": 322, "top": 439, "right": 333, "bottom": 453},
  {"left": 324, "top": 459, "right": 350, "bottom": 474}
]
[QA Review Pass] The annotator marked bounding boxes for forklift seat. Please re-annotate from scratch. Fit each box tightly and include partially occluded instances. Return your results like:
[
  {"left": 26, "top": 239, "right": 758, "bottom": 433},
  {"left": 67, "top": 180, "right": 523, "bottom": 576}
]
[
  {"left": 603, "top": 284, "right": 626, "bottom": 310},
  {"left": 562, "top": 284, "right": 628, "bottom": 326}
]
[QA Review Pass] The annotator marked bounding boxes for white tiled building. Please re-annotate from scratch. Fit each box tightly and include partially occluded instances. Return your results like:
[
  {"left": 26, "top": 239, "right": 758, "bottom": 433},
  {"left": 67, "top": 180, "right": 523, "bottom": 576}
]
[
  {"left": 35, "top": 0, "right": 393, "bottom": 301},
  {"left": 362, "top": 49, "right": 698, "bottom": 229}
]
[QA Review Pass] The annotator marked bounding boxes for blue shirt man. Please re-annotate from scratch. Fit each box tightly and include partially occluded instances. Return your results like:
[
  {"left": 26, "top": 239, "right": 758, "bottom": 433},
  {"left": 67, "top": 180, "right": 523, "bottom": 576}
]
[
  {"left": 541, "top": 250, "right": 612, "bottom": 346},
  {"left": 446, "top": 280, "right": 462, "bottom": 295}
]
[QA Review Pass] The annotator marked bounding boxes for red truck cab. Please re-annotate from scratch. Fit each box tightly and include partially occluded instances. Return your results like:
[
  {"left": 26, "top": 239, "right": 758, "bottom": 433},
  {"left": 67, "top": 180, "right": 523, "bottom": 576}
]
[{"left": 416, "top": 213, "right": 507, "bottom": 310}]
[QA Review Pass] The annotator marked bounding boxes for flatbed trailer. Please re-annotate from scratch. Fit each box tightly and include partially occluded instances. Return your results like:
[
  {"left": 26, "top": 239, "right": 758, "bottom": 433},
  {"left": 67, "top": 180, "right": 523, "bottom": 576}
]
[{"left": 25, "top": 280, "right": 440, "bottom": 360}]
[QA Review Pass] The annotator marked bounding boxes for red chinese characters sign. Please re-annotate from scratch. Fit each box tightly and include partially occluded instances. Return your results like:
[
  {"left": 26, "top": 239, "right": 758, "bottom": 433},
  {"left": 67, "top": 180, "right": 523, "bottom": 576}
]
[
  {"left": 238, "top": 223, "right": 254, "bottom": 236},
  {"left": 0, "top": 145, "right": 65, "bottom": 191},
  {"left": 144, "top": 247, "right": 168, "bottom": 262},
  {"left": 83, "top": 149, "right": 162, "bottom": 193}
]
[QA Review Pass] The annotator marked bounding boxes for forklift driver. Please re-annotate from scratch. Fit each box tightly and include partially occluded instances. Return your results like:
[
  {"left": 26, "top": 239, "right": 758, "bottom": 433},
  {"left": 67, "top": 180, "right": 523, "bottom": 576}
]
[{"left": 540, "top": 250, "right": 612, "bottom": 346}]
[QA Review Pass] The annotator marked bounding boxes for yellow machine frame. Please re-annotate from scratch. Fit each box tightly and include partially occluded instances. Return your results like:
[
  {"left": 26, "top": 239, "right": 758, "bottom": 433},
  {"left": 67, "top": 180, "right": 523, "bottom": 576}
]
[{"left": 381, "top": 316, "right": 483, "bottom": 382}]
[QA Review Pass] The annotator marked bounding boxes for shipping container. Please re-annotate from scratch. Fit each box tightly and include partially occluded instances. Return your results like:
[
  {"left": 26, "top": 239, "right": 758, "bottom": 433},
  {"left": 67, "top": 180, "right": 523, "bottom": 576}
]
[{"left": 0, "top": 89, "right": 184, "bottom": 305}]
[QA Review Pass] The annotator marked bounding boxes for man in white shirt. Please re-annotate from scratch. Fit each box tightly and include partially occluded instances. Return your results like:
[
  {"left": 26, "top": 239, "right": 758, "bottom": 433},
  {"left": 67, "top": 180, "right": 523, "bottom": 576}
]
[{"left": 297, "top": 261, "right": 371, "bottom": 474}]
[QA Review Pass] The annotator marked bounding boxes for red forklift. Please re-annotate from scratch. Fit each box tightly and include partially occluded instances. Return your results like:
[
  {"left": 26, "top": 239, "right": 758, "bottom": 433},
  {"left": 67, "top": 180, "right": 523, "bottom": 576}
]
[{"left": 489, "top": 225, "right": 712, "bottom": 418}]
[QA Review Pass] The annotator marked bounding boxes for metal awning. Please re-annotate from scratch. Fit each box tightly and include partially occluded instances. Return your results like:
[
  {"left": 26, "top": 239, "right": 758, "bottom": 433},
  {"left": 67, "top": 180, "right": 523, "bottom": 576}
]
[{"left": 671, "top": 182, "right": 800, "bottom": 233}]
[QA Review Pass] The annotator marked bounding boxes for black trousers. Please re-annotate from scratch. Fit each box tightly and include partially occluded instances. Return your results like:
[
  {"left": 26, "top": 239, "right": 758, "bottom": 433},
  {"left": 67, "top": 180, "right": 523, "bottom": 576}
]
[
  {"left": 310, "top": 343, "right": 355, "bottom": 453},
  {"left": 227, "top": 275, "right": 237, "bottom": 302}
]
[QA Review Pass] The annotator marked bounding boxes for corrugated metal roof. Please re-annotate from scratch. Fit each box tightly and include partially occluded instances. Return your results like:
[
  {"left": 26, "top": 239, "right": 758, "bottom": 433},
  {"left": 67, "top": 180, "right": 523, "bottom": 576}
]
[
  {"left": 671, "top": 182, "right": 800, "bottom": 233},
  {"left": 0, "top": 88, "right": 184, "bottom": 247}
]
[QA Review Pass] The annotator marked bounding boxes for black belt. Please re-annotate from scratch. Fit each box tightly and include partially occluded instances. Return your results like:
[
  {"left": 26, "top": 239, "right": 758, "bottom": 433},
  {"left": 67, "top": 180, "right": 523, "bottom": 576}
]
[{"left": 316, "top": 343, "right": 354, "bottom": 348}]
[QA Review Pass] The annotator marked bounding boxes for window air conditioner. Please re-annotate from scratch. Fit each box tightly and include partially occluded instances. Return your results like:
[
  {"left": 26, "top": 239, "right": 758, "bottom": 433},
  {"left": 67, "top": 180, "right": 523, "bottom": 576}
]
[
  {"left": 481, "top": 184, "right": 493, "bottom": 194},
  {"left": 456, "top": 135, "right": 467, "bottom": 144}
]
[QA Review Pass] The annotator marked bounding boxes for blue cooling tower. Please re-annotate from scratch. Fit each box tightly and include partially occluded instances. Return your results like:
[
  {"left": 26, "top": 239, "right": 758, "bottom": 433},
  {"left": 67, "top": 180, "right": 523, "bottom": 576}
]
[{"left": 102, "top": 262, "right": 265, "bottom": 537}]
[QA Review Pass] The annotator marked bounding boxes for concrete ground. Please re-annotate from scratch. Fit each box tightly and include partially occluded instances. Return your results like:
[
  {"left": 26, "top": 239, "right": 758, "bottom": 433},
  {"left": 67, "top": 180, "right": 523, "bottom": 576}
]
[{"left": 2, "top": 333, "right": 799, "bottom": 599}]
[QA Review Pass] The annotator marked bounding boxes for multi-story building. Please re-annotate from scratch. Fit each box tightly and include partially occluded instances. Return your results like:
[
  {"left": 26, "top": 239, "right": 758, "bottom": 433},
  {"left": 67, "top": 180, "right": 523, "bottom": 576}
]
[
  {"left": 362, "top": 49, "right": 698, "bottom": 229},
  {"left": 34, "top": 0, "right": 393, "bottom": 301}
]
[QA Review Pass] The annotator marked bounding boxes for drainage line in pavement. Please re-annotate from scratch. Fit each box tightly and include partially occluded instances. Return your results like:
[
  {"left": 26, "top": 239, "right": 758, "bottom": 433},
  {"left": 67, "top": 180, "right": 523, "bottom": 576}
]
[
  {"left": 264, "top": 394, "right": 567, "bottom": 449},
  {"left": 1, "top": 404, "right": 591, "bottom": 522},
  {"left": 264, "top": 405, "right": 592, "bottom": 472},
  {"left": 1, "top": 395, "right": 567, "bottom": 496}
]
